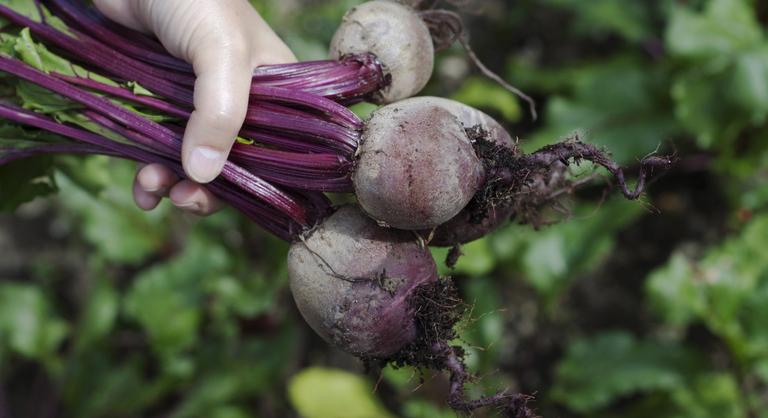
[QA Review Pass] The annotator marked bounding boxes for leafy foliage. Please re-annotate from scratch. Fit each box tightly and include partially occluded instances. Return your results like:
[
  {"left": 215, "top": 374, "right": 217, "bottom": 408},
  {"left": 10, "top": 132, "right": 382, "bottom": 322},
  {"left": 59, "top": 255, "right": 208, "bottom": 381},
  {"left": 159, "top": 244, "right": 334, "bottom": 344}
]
[{"left": 288, "top": 368, "right": 394, "bottom": 418}]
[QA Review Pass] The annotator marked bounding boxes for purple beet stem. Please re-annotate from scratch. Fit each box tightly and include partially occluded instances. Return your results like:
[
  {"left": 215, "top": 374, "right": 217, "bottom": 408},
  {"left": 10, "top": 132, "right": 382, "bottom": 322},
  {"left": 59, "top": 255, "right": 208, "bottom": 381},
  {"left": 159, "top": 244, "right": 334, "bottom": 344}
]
[
  {"left": 0, "top": 104, "right": 298, "bottom": 240},
  {"left": 0, "top": 55, "right": 312, "bottom": 226},
  {"left": 2, "top": 1, "right": 387, "bottom": 105},
  {"left": 0, "top": 0, "right": 391, "bottom": 234}
]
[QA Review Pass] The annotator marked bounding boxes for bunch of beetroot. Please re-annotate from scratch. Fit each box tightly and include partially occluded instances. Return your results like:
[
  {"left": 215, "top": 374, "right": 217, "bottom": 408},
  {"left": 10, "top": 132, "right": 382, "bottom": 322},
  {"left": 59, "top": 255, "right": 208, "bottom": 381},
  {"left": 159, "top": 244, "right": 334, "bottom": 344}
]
[{"left": 0, "top": 1, "right": 672, "bottom": 416}]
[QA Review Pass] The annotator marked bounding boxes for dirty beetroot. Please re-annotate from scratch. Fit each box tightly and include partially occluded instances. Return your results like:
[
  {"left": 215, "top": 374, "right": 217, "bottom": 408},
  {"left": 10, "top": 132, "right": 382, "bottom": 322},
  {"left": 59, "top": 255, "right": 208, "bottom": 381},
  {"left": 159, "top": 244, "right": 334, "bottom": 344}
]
[{"left": 288, "top": 206, "right": 540, "bottom": 417}]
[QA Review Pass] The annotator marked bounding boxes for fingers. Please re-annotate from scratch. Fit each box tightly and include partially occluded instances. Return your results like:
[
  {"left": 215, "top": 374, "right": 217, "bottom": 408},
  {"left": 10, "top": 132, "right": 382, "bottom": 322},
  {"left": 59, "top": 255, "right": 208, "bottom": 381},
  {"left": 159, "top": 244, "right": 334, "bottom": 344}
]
[
  {"left": 181, "top": 41, "right": 253, "bottom": 183},
  {"left": 169, "top": 180, "right": 223, "bottom": 215},
  {"left": 133, "top": 164, "right": 222, "bottom": 216},
  {"left": 136, "top": 163, "right": 178, "bottom": 195},
  {"left": 133, "top": 178, "right": 161, "bottom": 211}
]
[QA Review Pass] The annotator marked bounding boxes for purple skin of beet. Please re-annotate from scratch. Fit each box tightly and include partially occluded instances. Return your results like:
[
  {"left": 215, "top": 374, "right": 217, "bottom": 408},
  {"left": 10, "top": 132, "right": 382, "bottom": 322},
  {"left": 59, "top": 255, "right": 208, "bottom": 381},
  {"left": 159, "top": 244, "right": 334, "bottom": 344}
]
[
  {"left": 422, "top": 98, "right": 517, "bottom": 247},
  {"left": 287, "top": 205, "right": 540, "bottom": 417},
  {"left": 287, "top": 205, "right": 438, "bottom": 358},
  {"left": 353, "top": 99, "right": 485, "bottom": 231}
]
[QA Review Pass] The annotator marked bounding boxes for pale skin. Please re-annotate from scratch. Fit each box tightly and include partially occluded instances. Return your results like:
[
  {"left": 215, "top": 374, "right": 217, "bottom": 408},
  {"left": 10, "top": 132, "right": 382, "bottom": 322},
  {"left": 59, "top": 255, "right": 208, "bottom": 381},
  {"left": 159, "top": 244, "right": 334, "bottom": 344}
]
[{"left": 93, "top": 0, "right": 296, "bottom": 215}]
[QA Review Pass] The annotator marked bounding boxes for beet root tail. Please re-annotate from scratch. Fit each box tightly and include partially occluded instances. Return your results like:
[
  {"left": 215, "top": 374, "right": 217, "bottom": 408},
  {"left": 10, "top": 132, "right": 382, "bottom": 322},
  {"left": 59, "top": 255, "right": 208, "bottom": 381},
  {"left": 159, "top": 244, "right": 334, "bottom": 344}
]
[{"left": 431, "top": 342, "right": 540, "bottom": 418}]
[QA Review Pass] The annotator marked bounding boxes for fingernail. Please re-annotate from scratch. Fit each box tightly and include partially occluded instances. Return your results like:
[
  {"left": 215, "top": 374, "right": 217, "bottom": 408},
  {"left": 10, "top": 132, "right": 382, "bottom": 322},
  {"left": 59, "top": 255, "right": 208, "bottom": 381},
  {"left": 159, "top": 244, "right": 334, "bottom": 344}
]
[
  {"left": 176, "top": 202, "right": 202, "bottom": 213},
  {"left": 138, "top": 169, "right": 163, "bottom": 192},
  {"left": 187, "top": 146, "right": 224, "bottom": 183}
]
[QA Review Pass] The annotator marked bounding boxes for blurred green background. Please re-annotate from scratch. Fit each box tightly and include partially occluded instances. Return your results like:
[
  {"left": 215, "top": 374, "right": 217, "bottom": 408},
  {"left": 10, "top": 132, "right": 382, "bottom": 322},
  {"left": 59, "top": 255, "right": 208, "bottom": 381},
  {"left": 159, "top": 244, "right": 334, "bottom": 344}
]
[{"left": 2, "top": 0, "right": 768, "bottom": 417}]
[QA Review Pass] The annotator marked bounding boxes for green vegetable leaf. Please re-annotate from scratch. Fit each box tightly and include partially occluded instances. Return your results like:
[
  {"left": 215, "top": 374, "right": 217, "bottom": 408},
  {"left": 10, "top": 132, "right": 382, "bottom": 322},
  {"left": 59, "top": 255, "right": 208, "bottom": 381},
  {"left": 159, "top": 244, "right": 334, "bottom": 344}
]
[
  {"left": 432, "top": 237, "right": 496, "bottom": 276},
  {"left": 123, "top": 232, "right": 231, "bottom": 361},
  {"left": 0, "top": 123, "right": 69, "bottom": 210},
  {"left": 0, "top": 2, "right": 71, "bottom": 33},
  {"left": 0, "top": 282, "right": 68, "bottom": 362},
  {"left": 451, "top": 77, "right": 522, "bottom": 122},
  {"left": 0, "top": 0, "right": 44, "bottom": 26},
  {"left": 522, "top": 57, "right": 679, "bottom": 163},
  {"left": 0, "top": 155, "right": 57, "bottom": 211},
  {"left": 56, "top": 162, "right": 171, "bottom": 264},
  {"left": 74, "top": 279, "right": 119, "bottom": 350},
  {"left": 403, "top": 401, "right": 455, "bottom": 418},
  {"left": 490, "top": 198, "right": 645, "bottom": 299},
  {"left": 552, "top": 332, "right": 693, "bottom": 413},
  {"left": 647, "top": 214, "right": 768, "bottom": 363},
  {"left": 730, "top": 46, "right": 768, "bottom": 124},
  {"left": 13, "top": 28, "right": 118, "bottom": 85},
  {"left": 289, "top": 368, "right": 395, "bottom": 418},
  {"left": 669, "top": 373, "right": 746, "bottom": 418},
  {"left": 543, "top": 0, "right": 653, "bottom": 42},
  {"left": 666, "top": 0, "right": 763, "bottom": 60}
]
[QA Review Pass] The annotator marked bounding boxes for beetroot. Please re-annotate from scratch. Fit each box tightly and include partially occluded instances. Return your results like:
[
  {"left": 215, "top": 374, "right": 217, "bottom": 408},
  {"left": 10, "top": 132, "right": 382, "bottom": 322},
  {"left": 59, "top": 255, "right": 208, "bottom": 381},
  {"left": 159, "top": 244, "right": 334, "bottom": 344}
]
[
  {"left": 288, "top": 205, "right": 438, "bottom": 357},
  {"left": 354, "top": 99, "right": 484, "bottom": 230},
  {"left": 422, "top": 98, "right": 518, "bottom": 246},
  {"left": 330, "top": 0, "right": 434, "bottom": 103},
  {"left": 288, "top": 205, "right": 539, "bottom": 417}
]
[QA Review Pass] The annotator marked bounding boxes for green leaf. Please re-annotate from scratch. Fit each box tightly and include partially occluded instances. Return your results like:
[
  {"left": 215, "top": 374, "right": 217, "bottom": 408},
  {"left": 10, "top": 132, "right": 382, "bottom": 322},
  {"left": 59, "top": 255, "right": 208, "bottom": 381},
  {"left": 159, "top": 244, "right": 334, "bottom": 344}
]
[
  {"left": 75, "top": 279, "right": 119, "bottom": 350},
  {"left": 205, "top": 273, "right": 282, "bottom": 321},
  {"left": 349, "top": 102, "right": 378, "bottom": 119},
  {"left": 5, "top": 29, "right": 174, "bottom": 126},
  {"left": 0, "top": 154, "right": 57, "bottom": 211},
  {"left": 170, "top": 329, "right": 299, "bottom": 418},
  {"left": 552, "top": 332, "right": 693, "bottom": 413},
  {"left": 0, "top": 282, "right": 68, "bottom": 361},
  {"left": 0, "top": 2, "right": 71, "bottom": 32},
  {"left": 432, "top": 238, "right": 496, "bottom": 276},
  {"left": 647, "top": 214, "right": 768, "bottom": 362},
  {"left": 669, "top": 373, "right": 747, "bottom": 418},
  {"left": 490, "top": 198, "right": 644, "bottom": 299},
  {"left": 13, "top": 28, "right": 117, "bottom": 85},
  {"left": 0, "top": 0, "right": 44, "bottom": 25},
  {"left": 62, "top": 352, "right": 169, "bottom": 418},
  {"left": 543, "top": 0, "right": 653, "bottom": 42},
  {"left": 460, "top": 276, "right": 505, "bottom": 372},
  {"left": 729, "top": 46, "right": 768, "bottom": 124},
  {"left": 671, "top": 67, "right": 744, "bottom": 148},
  {"left": 288, "top": 368, "right": 395, "bottom": 418},
  {"left": 53, "top": 154, "right": 113, "bottom": 196},
  {"left": 451, "top": 77, "right": 522, "bottom": 122},
  {"left": 0, "top": 123, "right": 68, "bottom": 211},
  {"left": 124, "top": 232, "right": 231, "bottom": 360},
  {"left": 403, "top": 400, "right": 455, "bottom": 418},
  {"left": 523, "top": 57, "right": 679, "bottom": 163},
  {"left": 55, "top": 161, "right": 171, "bottom": 265},
  {"left": 666, "top": 0, "right": 763, "bottom": 59}
]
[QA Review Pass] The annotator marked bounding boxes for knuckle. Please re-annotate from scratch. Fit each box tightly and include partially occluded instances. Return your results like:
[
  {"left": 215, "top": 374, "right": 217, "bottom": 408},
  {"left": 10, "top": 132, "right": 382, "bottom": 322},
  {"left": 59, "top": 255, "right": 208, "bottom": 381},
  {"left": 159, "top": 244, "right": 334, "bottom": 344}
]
[{"left": 197, "top": 108, "right": 245, "bottom": 133}]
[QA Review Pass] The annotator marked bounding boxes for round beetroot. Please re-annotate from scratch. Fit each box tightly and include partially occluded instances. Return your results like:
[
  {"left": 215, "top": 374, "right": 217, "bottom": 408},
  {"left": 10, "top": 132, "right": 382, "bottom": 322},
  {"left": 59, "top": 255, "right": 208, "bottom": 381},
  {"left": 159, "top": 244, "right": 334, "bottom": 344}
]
[
  {"left": 330, "top": 1, "right": 434, "bottom": 103},
  {"left": 353, "top": 98, "right": 485, "bottom": 230},
  {"left": 420, "top": 98, "right": 518, "bottom": 246},
  {"left": 287, "top": 205, "right": 439, "bottom": 358}
]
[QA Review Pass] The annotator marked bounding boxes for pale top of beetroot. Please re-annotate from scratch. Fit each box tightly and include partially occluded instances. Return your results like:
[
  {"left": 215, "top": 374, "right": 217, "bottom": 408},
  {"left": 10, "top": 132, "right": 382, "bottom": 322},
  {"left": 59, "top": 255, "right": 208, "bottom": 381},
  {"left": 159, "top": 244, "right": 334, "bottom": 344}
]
[{"left": 330, "top": 0, "right": 434, "bottom": 103}]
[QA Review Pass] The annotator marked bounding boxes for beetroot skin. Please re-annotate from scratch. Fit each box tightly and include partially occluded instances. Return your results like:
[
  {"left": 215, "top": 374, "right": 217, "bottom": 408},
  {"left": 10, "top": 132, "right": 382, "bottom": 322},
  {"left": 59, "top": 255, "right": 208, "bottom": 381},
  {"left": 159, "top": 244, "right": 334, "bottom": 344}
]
[
  {"left": 330, "top": 0, "right": 434, "bottom": 103},
  {"left": 422, "top": 98, "right": 518, "bottom": 246},
  {"left": 287, "top": 205, "right": 541, "bottom": 417},
  {"left": 354, "top": 98, "right": 484, "bottom": 230},
  {"left": 287, "top": 205, "right": 439, "bottom": 358}
]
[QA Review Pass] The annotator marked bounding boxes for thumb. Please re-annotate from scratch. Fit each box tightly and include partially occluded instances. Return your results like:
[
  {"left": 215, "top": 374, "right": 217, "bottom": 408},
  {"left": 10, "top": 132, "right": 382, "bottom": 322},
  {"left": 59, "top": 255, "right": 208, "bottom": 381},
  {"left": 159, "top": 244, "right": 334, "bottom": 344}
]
[{"left": 181, "top": 46, "right": 252, "bottom": 183}]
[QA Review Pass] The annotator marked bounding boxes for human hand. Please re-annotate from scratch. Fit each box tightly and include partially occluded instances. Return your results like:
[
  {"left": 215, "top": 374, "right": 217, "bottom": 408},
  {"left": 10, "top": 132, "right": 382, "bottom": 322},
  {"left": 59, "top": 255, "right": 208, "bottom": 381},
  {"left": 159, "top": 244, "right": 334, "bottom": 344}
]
[{"left": 94, "top": 0, "right": 296, "bottom": 215}]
